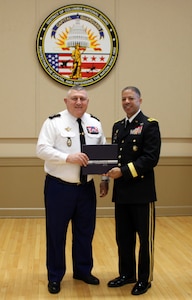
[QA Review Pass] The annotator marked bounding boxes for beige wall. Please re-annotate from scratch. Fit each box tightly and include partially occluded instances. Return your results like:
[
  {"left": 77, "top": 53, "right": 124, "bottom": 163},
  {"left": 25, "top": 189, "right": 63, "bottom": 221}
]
[
  {"left": 0, "top": 157, "right": 191, "bottom": 217},
  {"left": 0, "top": 0, "right": 192, "bottom": 216}
]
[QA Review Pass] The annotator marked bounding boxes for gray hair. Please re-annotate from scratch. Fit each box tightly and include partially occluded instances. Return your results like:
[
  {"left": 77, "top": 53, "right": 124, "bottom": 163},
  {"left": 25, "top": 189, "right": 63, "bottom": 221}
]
[
  {"left": 68, "top": 85, "right": 86, "bottom": 92},
  {"left": 67, "top": 85, "right": 87, "bottom": 97},
  {"left": 67, "top": 84, "right": 86, "bottom": 95}
]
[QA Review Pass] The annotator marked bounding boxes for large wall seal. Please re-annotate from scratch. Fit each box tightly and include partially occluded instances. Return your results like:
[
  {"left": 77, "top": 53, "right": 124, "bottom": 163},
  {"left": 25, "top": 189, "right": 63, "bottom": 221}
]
[{"left": 36, "top": 4, "right": 119, "bottom": 87}]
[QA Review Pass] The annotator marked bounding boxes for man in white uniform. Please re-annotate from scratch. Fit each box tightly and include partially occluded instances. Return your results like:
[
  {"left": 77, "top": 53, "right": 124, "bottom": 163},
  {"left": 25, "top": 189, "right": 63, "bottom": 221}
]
[{"left": 36, "top": 85, "right": 108, "bottom": 294}]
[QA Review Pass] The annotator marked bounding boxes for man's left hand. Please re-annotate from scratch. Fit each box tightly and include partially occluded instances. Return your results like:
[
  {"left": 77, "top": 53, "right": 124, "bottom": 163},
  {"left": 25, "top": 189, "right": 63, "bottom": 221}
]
[{"left": 99, "top": 181, "right": 109, "bottom": 197}]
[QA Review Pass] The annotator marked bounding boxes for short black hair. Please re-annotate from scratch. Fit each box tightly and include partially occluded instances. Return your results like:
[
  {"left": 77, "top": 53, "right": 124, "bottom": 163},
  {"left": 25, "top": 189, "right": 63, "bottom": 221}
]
[{"left": 122, "top": 86, "right": 141, "bottom": 97}]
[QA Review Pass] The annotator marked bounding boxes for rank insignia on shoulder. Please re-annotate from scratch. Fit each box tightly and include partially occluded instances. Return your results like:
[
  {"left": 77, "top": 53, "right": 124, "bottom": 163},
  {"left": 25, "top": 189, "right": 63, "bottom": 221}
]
[
  {"left": 148, "top": 117, "right": 158, "bottom": 122},
  {"left": 49, "top": 114, "right": 61, "bottom": 119},
  {"left": 90, "top": 114, "right": 100, "bottom": 121}
]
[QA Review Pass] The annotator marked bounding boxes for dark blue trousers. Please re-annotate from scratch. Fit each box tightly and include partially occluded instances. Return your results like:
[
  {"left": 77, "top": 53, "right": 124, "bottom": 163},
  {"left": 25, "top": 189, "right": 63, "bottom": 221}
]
[{"left": 44, "top": 175, "right": 96, "bottom": 282}]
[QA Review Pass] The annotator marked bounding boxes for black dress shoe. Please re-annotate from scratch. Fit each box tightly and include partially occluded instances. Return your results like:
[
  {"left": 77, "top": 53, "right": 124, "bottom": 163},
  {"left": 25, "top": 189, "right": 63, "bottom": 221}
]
[
  {"left": 73, "top": 274, "right": 100, "bottom": 285},
  {"left": 48, "top": 281, "right": 60, "bottom": 294},
  {"left": 108, "top": 275, "right": 136, "bottom": 288},
  {"left": 131, "top": 281, "right": 151, "bottom": 295}
]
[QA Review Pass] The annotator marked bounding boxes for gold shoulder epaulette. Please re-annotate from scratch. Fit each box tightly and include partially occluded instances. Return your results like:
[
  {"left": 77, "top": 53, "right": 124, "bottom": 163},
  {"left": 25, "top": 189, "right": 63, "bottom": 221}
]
[{"left": 147, "top": 117, "right": 158, "bottom": 122}]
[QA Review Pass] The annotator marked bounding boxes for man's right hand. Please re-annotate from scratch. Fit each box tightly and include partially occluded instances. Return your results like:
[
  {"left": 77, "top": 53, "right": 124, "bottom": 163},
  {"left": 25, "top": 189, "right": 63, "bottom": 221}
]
[{"left": 66, "top": 153, "right": 89, "bottom": 166}]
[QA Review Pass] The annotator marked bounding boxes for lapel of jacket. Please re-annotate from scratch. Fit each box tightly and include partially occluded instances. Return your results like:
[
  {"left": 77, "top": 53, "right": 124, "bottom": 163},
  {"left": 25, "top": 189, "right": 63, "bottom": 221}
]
[
  {"left": 115, "top": 119, "right": 127, "bottom": 141},
  {"left": 118, "top": 111, "right": 144, "bottom": 140}
]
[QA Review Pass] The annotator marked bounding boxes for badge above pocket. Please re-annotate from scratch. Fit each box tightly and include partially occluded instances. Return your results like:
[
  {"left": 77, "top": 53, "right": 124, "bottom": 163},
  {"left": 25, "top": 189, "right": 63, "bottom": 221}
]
[{"left": 86, "top": 126, "right": 99, "bottom": 134}]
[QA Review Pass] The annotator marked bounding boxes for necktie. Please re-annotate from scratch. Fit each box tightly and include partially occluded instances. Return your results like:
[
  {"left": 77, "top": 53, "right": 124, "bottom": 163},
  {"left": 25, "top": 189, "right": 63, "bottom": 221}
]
[
  {"left": 77, "top": 118, "right": 87, "bottom": 184},
  {"left": 125, "top": 119, "right": 130, "bottom": 129}
]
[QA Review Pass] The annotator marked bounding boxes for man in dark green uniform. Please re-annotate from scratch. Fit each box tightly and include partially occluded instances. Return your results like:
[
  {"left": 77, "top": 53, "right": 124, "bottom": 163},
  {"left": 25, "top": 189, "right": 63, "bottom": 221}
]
[{"left": 107, "top": 86, "right": 161, "bottom": 295}]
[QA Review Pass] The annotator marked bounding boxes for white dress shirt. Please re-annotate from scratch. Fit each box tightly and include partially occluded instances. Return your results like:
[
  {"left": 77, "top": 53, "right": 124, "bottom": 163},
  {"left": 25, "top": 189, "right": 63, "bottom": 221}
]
[{"left": 36, "top": 110, "right": 106, "bottom": 183}]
